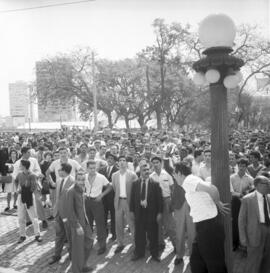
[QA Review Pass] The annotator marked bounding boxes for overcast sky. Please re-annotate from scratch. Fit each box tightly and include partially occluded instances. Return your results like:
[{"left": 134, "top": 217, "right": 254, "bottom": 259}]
[{"left": 0, "top": 0, "right": 269, "bottom": 116}]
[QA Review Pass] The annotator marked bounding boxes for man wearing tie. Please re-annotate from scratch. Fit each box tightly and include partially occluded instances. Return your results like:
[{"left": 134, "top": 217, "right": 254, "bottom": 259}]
[
  {"left": 130, "top": 163, "right": 163, "bottom": 262},
  {"left": 239, "top": 175, "right": 270, "bottom": 273},
  {"left": 49, "top": 163, "right": 75, "bottom": 265},
  {"left": 66, "top": 172, "right": 93, "bottom": 273},
  {"left": 112, "top": 156, "right": 138, "bottom": 254}
]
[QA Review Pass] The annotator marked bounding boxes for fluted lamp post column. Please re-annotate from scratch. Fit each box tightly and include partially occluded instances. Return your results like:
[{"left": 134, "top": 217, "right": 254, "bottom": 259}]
[{"left": 192, "top": 14, "right": 244, "bottom": 273}]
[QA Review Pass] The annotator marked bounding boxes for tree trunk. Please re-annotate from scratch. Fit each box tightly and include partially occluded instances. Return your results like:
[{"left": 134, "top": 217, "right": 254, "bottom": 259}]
[
  {"left": 106, "top": 111, "right": 113, "bottom": 129},
  {"left": 124, "top": 116, "right": 130, "bottom": 129},
  {"left": 155, "top": 104, "right": 162, "bottom": 130},
  {"left": 137, "top": 114, "right": 144, "bottom": 128}
]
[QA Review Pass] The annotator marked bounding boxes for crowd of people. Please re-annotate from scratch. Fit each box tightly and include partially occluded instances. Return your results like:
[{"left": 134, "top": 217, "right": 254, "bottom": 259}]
[{"left": 0, "top": 127, "right": 270, "bottom": 273}]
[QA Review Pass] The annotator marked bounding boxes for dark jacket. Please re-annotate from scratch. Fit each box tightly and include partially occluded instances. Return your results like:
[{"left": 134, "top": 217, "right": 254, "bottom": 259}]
[
  {"left": 130, "top": 178, "right": 163, "bottom": 223},
  {"left": 0, "top": 148, "right": 9, "bottom": 176},
  {"left": 66, "top": 184, "right": 89, "bottom": 228},
  {"left": 99, "top": 165, "right": 118, "bottom": 183}
]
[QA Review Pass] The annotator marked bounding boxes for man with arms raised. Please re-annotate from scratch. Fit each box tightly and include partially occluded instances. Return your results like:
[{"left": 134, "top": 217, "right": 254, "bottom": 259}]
[{"left": 173, "top": 162, "right": 229, "bottom": 273}]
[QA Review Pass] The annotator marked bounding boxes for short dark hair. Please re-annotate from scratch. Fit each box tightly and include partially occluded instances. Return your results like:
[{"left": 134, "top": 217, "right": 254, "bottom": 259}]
[
  {"left": 105, "top": 152, "right": 117, "bottom": 161},
  {"left": 194, "top": 149, "right": 203, "bottom": 158},
  {"left": 151, "top": 156, "right": 162, "bottom": 163},
  {"left": 118, "top": 155, "right": 127, "bottom": 161},
  {"left": 60, "top": 163, "right": 72, "bottom": 174},
  {"left": 237, "top": 158, "right": 249, "bottom": 167},
  {"left": 260, "top": 171, "right": 270, "bottom": 179},
  {"left": 21, "top": 147, "right": 30, "bottom": 154},
  {"left": 21, "top": 160, "right": 30, "bottom": 170},
  {"left": 58, "top": 147, "right": 68, "bottom": 153},
  {"left": 175, "top": 162, "right": 191, "bottom": 176},
  {"left": 250, "top": 151, "right": 261, "bottom": 161},
  {"left": 38, "top": 146, "right": 45, "bottom": 151},
  {"left": 254, "top": 175, "right": 270, "bottom": 187},
  {"left": 44, "top": 151, "right": 53, "bottom": 159},
  {"left": 88, "top": 146, "right": 96, "bottom": 152}
]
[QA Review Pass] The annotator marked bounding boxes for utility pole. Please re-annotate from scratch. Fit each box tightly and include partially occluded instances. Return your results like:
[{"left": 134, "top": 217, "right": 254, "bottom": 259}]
[{"left": 92, "top": 52, "right": 98, "bottom": 133}]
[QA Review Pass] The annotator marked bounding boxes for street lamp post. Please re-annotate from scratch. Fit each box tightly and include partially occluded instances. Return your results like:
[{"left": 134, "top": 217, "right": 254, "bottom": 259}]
[{"left": 193, "top": 14, "right": 244, "bottom": 273}]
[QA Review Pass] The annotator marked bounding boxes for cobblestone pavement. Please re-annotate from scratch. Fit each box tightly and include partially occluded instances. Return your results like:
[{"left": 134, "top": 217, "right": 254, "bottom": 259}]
[{"left": 0, "top": 193, "right": 246, "bottom": 273}]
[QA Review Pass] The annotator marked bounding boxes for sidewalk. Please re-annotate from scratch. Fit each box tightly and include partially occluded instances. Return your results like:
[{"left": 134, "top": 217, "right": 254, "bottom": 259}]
[{"left": 0, "top": 193, "right": 246, "bottom": 273}]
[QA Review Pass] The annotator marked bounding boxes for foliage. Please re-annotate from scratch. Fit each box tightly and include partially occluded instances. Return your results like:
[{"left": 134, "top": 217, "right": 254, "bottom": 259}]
[{"left": 34, "top": 20, "right": 270, "bottom": 130}]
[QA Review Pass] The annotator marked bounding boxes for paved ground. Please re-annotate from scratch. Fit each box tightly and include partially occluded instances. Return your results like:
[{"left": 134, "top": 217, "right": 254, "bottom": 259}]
[{"left": 0, "top": 193, "right": 246, "bottom": 273}]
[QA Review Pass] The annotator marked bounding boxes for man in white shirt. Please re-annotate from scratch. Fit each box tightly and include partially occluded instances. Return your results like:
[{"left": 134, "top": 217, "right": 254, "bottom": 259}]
[
  {"left": 84, "top": 160, "right": 112, "bottom": 255},
  {"left": 192, "top": 149, "right": 204, "bottom": 176},
  {"left": 238, "top": 176, "right": 270, "bottom": 273},
  {"left": 46, "top": 147, "right": 83, "bottom": 186},
  {"left": 13, "top": 146, "right": 48, "bottom": 229},
  {"left": 173, "top": 162, "right": 229, "bottom": 273},
  {"left": 150, "top": 156, "right": 178, "bottom": 252},
  {"left": 199, "top": 149, "right": 211, "bottom": 181},
  {"left": 112, "top": 156, "right": 138, "bottom": 254}
]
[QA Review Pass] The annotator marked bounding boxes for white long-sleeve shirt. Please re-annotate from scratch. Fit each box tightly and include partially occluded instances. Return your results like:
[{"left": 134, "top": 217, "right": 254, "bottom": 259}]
[{"left": 12, "top": 157, "right": 42, "bottom": 180}]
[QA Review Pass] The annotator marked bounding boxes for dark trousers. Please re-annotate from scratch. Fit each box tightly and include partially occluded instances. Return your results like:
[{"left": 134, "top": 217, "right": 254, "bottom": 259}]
[
  {"left": 85, "top": 197, "right": 106, "bottom": 248},
  {"left": 54, "top": 215, "right": 71, "bottom": 258},
  {"left": 70, "top": 224, "right": 93, "bottom": 273},
  {"left": 231, "top": 196, "right": 241, "bottom": 249},
  {"left": 190, "top": 215, "right": 227, "bottom": 273},
  {"left": 134, "top": 207, "right": 159, "bottom": 258},
  {"left": 103, "top": 191, "right": 116, "bottom": 237}
]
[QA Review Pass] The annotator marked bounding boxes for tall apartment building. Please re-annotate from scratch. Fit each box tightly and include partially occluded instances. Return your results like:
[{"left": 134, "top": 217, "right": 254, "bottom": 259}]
[
  {"left": 36, "top": 59, "right": 77, "bottom": 122},
  {"left": 9, "top": 81, "right": 29, "bottom": 118}
]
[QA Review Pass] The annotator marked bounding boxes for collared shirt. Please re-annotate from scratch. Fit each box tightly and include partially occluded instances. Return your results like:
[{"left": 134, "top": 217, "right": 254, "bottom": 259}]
[
  {"left": 199, "top": 163, "right": 211, "bottom": 181},
  {"left": 85, "top": 173, "right": 109, "bottom": 198},
  {"left": 182, "top": 174, "right": 217, "bottom": 223},
  {"left": 256, "top": 191, "right": 270, "bottom": 223},
  {"left": 12, "top": 157, "right": 42, "bottom": 180},
  {"left": 230, "top": 173, "right": 254, "bottom": 194},
  {"left": 119, "top": 172, "right": 127, "bottom": 198},
  {"left": 150, "top": 169, "right": 173, "bottom": 198}
]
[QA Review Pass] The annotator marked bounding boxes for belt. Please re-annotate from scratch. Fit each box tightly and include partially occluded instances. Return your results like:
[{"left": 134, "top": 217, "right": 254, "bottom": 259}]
[
  {"left": 119, "top": 197, "right": 127, "bottom": 199},
  {"left": 260, "top": 223, "right": 270, "bottom": 226}
]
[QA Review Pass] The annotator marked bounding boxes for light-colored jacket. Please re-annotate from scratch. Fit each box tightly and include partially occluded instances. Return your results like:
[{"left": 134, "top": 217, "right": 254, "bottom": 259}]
[
  {"left": 238, "top": 191, "right": 270, "bottom": 248},
  {"left": 112, "top": 170, "right": 138, "bottom": 210}
]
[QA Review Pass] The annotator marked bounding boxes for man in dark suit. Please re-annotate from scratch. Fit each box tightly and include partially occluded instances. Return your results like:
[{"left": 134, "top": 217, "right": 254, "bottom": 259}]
[
  {"left": 238, "top": 175, "right": 270, "bottom": 273},
  {"left": 66, "top": 172, "right": 93, "bottom": 273},
  {"left": 99, "top": 152, "right": 118, "bottom": 241},
  {"left": 130, "top": 163, "right": 163, "bottom": 262},
  {"left": 49, "top": 163, "right": 75, "bottom": 265}
]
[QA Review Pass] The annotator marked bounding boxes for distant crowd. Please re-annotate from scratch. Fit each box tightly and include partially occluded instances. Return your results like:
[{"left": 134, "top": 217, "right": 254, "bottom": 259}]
[{"left": 0, "top": 127, "right": 269, "bottom": 273}]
